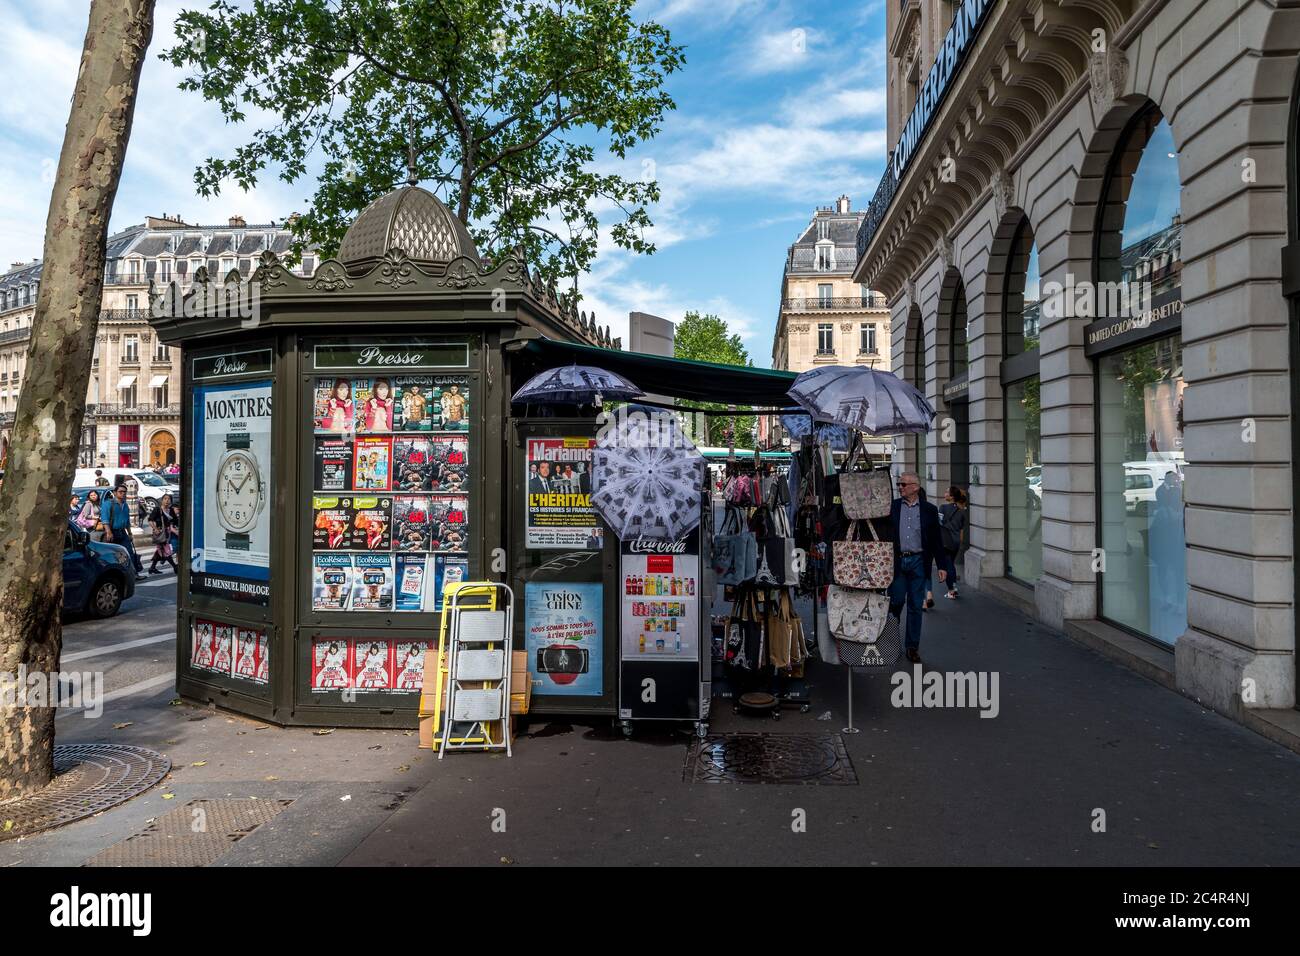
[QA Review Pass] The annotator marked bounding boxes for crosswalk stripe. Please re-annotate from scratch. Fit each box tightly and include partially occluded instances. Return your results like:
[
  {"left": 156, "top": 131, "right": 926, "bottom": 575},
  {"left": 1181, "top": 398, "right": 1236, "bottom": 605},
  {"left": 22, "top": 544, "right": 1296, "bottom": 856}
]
[{"left": 62, "top": 631, "right": 174, "bottom": 663}]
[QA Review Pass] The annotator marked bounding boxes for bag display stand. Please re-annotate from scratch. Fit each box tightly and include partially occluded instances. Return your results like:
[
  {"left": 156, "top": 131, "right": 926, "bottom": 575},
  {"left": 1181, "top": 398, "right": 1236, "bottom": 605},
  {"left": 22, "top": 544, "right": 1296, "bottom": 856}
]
[{"left": 439, "top": 582, "right": 515, "bottom": 758}]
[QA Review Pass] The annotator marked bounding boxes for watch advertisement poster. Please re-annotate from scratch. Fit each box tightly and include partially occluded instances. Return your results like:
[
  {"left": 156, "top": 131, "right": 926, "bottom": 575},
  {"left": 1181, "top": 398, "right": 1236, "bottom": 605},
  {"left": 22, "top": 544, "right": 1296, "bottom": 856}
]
[
  {"left": 191, "top": 380, "right": 272, "bottom": 606},
  {"left": 524, "top": 581, "right": 602, "bottom": 696},
  {"left": 525, "top": 437, "right": 602, "bottom": 549},
  {"left": 619, "top": 534, "right": 700, "bottom": 661}
]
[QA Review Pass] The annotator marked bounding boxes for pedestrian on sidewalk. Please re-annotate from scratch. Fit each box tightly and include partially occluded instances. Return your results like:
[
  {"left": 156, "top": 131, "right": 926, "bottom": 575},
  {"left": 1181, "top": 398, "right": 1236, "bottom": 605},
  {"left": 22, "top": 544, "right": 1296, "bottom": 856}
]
[
  {"left": 937, "top": 485, "right": 967, "bottom": 600},
  {"left": 76, "top": 489, "right": 103, "bottom": 540},
  {"left": 889, "top": 471, "right": 943, "bottom": 664},
  {"left": 101, "top": 483, "right": 146, "bottom": 579},
  {"left": 148, "top": 493, "right": 179, "bottom": 574}
]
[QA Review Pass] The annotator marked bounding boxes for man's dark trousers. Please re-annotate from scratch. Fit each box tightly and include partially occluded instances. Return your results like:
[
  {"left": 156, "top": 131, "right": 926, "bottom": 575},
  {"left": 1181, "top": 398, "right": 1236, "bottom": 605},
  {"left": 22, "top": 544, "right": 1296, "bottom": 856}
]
[
  {"left": 110, "top": 527, "right": 144, "bottom": 573},
  {"left": 888, "top": 553, "right": 927, "bottom": 652}
]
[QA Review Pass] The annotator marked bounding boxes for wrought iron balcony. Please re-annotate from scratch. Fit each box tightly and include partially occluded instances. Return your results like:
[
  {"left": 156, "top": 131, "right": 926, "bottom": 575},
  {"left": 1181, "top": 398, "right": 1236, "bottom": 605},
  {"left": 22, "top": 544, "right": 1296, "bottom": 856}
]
[
  {"left": 783, "top": 295, "right": 885, "bottom": 311},
  {"left": 91, "top": 403, "right": 180, "bottom": 418}
]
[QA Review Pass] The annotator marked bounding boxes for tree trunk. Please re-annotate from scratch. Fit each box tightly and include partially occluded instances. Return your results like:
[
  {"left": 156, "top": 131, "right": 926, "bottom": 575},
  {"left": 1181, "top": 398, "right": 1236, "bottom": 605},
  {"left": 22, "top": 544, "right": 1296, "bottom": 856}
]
[{"left": 0, "top": 0, "right": 154, "bottom": 798}]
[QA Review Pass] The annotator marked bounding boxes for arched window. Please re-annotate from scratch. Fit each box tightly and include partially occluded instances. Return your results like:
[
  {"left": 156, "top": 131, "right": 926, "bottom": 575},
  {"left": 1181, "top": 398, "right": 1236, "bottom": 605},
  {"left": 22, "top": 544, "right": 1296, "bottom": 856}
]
[
  {"left": 1003, "top": 216, "right": 1042, "bottom": 584},
  {"left": 1094, "top": 107, "right": 1184, "bottom": 646}
]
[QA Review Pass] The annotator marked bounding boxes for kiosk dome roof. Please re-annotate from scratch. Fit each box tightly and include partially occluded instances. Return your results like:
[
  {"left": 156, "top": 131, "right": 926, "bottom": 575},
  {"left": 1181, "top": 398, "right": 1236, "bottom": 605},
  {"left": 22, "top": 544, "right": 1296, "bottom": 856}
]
[{"left": 337, "top": 184, "right": 480, "bottom": 272}]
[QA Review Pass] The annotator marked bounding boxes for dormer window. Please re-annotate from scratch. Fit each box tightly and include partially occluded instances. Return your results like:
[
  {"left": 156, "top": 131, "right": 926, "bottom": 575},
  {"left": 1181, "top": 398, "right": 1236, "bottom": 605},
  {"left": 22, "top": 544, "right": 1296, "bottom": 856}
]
[{"left": 815, "top": 240, "right": 835, "bottom": 271}]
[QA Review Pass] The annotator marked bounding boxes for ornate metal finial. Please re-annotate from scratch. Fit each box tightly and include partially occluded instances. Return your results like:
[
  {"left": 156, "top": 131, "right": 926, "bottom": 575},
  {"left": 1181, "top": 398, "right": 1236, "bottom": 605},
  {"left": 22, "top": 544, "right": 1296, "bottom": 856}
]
[{"left": 405, "top": 113, "right": 418, "bottom": 187}]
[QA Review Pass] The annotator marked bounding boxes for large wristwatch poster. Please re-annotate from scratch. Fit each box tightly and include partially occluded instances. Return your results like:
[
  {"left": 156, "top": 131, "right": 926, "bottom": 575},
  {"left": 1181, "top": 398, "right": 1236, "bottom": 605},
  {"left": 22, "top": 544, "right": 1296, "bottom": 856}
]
[
  {"left": 191, "top": 379, "right": 273, "bottom": 606},
  {"left": 308, "top": 356, "right": 471, "bottom": 614}
]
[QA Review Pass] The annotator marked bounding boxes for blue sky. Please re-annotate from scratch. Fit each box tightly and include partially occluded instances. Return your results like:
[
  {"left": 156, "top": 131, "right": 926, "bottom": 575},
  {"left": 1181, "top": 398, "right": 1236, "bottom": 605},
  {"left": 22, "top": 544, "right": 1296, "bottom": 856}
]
[{"left": 0, "top": 0, "right": 888, "bottom": 365}]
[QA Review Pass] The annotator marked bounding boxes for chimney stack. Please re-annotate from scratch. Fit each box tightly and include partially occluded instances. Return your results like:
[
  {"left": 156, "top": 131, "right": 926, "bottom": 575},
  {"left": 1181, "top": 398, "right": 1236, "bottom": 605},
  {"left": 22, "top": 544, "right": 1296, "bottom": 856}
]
[
  {"left": 837, "top": 195, "right": 851, "bottom": 214},
  {"left": 229, "top": 215, "right": 247, "bottom": 228}
]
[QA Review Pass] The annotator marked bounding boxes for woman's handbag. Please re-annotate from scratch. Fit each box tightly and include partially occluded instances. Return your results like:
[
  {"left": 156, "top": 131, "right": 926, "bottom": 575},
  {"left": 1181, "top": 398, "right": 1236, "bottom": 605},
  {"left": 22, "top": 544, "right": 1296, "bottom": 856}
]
[
  {"left": 832, "top": 519, "right": 894, "bottom": 589},
  {"left": 713, "top": 506, "right": 757, "bottom": 585},
  {"left": 840, "top": 468, "right": 893, "bottom": 520},
  {"left": 827, "top": 586, "right": 891, "bottom": 643}
]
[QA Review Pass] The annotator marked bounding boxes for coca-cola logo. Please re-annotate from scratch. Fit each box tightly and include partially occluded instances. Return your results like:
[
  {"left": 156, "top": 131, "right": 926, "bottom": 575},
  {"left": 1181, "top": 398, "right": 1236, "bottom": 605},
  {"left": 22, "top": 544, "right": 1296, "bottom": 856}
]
[{"left": 628, "top": 537, "right": 686, "bottom": 554}]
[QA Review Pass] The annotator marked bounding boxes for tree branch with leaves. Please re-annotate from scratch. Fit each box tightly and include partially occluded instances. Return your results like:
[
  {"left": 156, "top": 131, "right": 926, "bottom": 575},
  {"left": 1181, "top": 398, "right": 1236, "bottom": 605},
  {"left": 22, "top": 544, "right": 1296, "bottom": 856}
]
[{"left": 163, "top": 0, "right": 684, "bottom": 307}]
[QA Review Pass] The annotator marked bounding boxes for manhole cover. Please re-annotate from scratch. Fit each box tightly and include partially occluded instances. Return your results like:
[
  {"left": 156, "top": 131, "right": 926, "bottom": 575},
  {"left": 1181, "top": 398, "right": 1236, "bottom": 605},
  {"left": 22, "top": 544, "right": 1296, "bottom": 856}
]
[
  {"left": 685, "top": 733, "right": 858, "bottom": 785},
  {"left": 84, "top": 798, "right": 293, "bottom": 867},
  {"left": 0, "top": 744, "right": 170, "bottom": 840}
]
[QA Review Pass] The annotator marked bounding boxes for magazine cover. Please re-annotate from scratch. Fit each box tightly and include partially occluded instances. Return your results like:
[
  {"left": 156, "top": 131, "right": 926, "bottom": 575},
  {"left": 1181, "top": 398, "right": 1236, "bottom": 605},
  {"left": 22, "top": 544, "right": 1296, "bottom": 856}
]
[
  {"left": 212, "top": 623, "right": 235, "bottom": 675},
  {"left": 352, "top": 639, "right": 394, "bottom": 690},
  {"left": 393, "top": 639, "right": 432, "bottom": 690},
  {"left": 312, "top": 553, "right": 352, "bottom": 610},
  {"left": 350, "top": 496, "right": 392, "bottom": 551},
  {"left": 393, "top": 495, "right": 432, "bottom": 552},
  {"left": 232, "top": 627, "right": 269, "bottom": 684},
  {"left": 350, "top": 553, "right": 394, "bottom": 610},
  {"left": 432, "top": 555, "right": 468, "bottom": 610},
  {"left": 314, "top": 378, "right": 355, "bottom": 434},
  {"left": 431, "top": 377, "right": 470, "bottom": 431},
  {"left": 393, "top": 436, "right": 435, "bottom": 491},
  {"left": 394, "top": 553, "right": 428, "bottom": 611},
  {"left": 394, "top": 376, "right": 440, "bottom": 432},
  {"left": 427, "top": 494, "right": 470, "bottom": 552},
  {"left": 430, "top": 435, "right": 469, "bottom": 492},
  {"left": 311, "top": 639, "right": 352, "bottom": 690},
  {"left": 356, "top": 377, "right": 397, "bottom": 433},
  {"left": 191, "top": 619, "right": 216, "bottom": 671},
  {"left": 314, "top": 435, "right": 353, "bottom": 491},
  {"left": 312, "top": 496, "right": 354, "bottom": 550},
  {"left": 353, "top": 435, "right": 393, "bottom": 491}
]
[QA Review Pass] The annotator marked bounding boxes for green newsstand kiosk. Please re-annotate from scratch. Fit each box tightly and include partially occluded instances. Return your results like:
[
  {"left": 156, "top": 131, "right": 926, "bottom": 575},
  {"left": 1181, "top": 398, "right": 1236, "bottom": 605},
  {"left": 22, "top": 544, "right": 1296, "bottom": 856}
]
[{"left": 149, "top": 182, "right": 624, "bottom": 727}]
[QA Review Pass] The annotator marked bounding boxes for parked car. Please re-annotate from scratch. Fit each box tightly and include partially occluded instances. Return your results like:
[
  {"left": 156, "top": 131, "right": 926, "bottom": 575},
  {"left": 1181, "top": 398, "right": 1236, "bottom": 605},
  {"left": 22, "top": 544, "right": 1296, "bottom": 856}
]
[
  {"left": 1123, "top": 459, "right": 1183, "bottom": 514},
  {"left": 63, "top": 520, "right": 136, "bottom": 617},
  {"left": 74, "top": 467, "right": 179, "bottom": 504}
]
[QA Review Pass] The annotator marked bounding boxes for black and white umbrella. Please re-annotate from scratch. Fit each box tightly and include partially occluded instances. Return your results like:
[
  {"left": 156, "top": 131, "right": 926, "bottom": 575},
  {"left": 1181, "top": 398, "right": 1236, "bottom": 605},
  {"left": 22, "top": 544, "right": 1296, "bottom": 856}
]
[
  {"left": 590, "top": 406, "right": 706, "bottom": 541},
  {"left": 512, "top": 364, "right": 643, "bottom": 407},
  {"left": 787, "top": 365, "right": 935, "bottom": 435}
]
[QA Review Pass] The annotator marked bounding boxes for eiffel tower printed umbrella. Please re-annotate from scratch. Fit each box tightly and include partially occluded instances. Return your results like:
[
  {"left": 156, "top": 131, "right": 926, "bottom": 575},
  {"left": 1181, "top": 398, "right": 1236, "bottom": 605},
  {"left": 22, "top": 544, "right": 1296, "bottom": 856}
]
[
  {"left": 512, "top": 364, "right": 644, "bottom": 406},
  {"left": 590, "top": 406, "right": 706, "bottom": 541},
  {"left": 787, "top": 365, "right": 935, "bottom": 435},
  {"left": 779, "top": 412, "right": 852, "bottom": 450}
]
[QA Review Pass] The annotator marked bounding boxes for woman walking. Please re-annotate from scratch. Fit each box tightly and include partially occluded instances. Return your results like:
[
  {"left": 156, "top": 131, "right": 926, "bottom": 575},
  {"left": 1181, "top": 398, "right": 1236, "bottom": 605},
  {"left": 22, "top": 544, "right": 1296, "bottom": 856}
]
[
  {"left": 76, "top": 489, "right": 103, "bottom": 541},
  {"left": 937, "top": 485, "right": 968, "bottom": 599},
  {"left": 148, "top": 493, "right": 179, "bottom": 574}
]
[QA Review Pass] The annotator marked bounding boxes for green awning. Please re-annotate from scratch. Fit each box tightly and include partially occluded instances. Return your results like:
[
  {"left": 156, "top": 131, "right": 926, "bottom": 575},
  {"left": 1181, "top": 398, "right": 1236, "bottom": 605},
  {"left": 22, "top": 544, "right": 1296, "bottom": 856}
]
[{"left": 517, "top": 337, "right": 798, "bottom": 407}]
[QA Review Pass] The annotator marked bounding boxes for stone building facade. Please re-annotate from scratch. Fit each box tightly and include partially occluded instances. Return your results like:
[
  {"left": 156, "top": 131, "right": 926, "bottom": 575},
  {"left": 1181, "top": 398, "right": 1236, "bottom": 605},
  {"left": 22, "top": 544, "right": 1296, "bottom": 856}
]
[
  {"left": 0, "top": 215, "right": 315, "bottom": 470},
  {"left": 855, "top": 0, "right": 1300, "bottom": 727}
]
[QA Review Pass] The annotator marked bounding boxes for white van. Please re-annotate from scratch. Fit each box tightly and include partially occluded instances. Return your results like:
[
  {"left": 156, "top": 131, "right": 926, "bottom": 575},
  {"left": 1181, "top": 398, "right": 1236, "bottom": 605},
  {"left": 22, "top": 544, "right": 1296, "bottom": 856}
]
[{"left": 74, "top": 467, "right": 179, "bottom": 504}]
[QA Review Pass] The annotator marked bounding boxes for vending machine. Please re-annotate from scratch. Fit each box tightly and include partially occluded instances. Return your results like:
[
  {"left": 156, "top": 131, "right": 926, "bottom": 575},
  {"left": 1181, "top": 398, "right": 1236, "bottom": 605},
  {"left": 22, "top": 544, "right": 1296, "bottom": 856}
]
[{"left": 616, "top": 500, "right": 712, "bottom": 737}]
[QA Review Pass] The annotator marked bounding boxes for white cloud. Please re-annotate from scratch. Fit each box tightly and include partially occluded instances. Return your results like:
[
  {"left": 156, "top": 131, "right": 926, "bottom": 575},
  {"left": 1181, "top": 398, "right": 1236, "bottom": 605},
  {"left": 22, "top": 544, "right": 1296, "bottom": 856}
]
[{"left": 738, "top": 27, "right": 824, "bottom": 75}]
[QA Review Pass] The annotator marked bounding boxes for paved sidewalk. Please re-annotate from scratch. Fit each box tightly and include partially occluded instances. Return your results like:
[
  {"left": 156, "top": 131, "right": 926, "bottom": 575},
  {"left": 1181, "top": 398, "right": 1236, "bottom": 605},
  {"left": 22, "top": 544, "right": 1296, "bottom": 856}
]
[{"left": 3, "top": 588, "right": 1298, "bottom": 866}]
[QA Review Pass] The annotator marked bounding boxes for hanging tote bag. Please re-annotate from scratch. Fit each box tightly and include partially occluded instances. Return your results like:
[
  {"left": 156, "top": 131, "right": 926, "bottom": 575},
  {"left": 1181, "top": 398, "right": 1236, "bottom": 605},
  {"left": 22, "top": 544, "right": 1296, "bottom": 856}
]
[
  {"left": 827, "top": 586, "right": 891, "bottom": 643},
  {"left": 754, "top": 504, "right": 797, "bottom": 587},
  {"left": 725, "top": 589, "right": 763, "bottom": 670},
  {"left": 713, "top": 506, "right": 757, "bottom": 585},
  {"left": 832, "top": 519, "right": 894, "bottom": 589},
  {"left": 833, "top": 610, "right": 902, "bottom": 666},
  {"left": 840, "top": 469, "right": 893, "bottom": 520}
]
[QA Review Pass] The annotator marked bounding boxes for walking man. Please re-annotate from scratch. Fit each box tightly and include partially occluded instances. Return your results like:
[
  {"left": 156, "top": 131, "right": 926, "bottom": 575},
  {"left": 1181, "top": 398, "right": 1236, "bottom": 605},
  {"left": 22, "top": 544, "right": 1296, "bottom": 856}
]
[
  {"left": 889, "top": 472, "right": 943, "bottom": 663},
  {"left": 101, "top": 483, "right": 146, "bottom": 579}
]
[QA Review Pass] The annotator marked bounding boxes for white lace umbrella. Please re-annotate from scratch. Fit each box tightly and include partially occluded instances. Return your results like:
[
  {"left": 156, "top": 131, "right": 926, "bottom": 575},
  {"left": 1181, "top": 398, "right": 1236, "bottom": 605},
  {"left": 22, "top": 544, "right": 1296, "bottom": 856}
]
[{"left": 590, "top": 406, "right": 706, "bottom": 541}]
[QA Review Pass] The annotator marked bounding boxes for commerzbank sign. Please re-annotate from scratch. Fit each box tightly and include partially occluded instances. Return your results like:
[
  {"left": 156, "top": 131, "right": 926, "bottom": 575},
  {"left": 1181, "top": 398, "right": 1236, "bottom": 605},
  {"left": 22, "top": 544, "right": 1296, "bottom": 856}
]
[{"left": 892, "top": 0, "right": 997, "bottom": 182}]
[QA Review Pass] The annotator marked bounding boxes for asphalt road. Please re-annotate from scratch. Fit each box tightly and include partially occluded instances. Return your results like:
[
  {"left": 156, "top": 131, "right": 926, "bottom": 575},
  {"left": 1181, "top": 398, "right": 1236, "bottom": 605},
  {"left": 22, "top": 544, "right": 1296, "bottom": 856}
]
[{"left": 56, "top": 570, "right": 178, "bottom": 721}]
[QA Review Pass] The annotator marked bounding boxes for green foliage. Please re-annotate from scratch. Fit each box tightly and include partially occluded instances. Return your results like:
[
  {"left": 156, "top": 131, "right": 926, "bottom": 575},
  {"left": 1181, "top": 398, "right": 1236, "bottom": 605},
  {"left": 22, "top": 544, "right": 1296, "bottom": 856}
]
[
  {"left": 672, "top": 310, "right": 754, "bottom": 446},
  {"left": 163, "top": 0, "right": 684, "bottom": 305}
]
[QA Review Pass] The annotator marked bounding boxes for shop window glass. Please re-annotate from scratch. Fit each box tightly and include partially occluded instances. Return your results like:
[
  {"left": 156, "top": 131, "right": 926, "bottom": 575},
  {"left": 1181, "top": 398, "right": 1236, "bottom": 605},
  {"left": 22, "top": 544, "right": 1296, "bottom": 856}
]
[
  {"left": 1098, "top": 334, "right": 1185, "bottom": 644},
  {"left": 1005, "top": 376, "right": 1041, "bottom": 584}
]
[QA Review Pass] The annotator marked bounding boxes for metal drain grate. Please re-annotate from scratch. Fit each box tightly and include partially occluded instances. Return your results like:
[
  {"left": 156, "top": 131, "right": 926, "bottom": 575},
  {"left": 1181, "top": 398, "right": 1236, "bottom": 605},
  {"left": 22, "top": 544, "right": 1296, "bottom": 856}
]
[
  {"left": 685, "top": 733, "right": 858, "bottom": 785},
  {"left": 84, "top": 798, "right": 293, "bottom": 867},
  {"left": 0, "top": 744, "right": 171, "bottom": 840}
]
